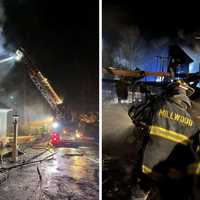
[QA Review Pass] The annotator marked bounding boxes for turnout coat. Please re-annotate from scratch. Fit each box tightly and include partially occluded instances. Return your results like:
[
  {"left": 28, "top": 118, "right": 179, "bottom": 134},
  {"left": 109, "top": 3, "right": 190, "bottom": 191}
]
[{"left": 129, "top": 95, "right": 200, "bottom": 180}]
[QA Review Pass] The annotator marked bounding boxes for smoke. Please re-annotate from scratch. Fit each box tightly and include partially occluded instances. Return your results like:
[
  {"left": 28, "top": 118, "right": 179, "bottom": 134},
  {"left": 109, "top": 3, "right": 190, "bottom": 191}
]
[
  {"left": 103, "top": 103, "right": 135, "bottom": 156},
  {"left": 0, "top": 0, "right": 5, "bottom": 27},
  {"left": 0, "top": 1, "right": 16, "bottom": 85},
  {"left": 103, "top": 26, "right": 171, "bottom": 78},
  {"left": 176, "top": 30, "right": 200, "bottom": 72},
  {"left": 103, "top": 24, "right": 200, "bottom": 77},
  {"left": 103, "top": 4, "right": 200, "bottom": 74},
  {"left": 112, "top": 27, "right": 146, "bottom": 70},
  {"left": 103, "top": 4, "right": 172, "bottom": 72},
  {"left": 0, "top": 0, "right": 7, "bottom": 54}
]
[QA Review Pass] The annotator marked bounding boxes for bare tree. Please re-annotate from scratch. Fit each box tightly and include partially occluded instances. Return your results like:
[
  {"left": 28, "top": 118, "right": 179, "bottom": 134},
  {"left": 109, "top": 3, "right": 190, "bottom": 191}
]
[
  {"left": 114, "top": 27, "right": 145, "bottom": 69},
  {"left": 102, "top": 38, "right": 118, "bottom": 67}
]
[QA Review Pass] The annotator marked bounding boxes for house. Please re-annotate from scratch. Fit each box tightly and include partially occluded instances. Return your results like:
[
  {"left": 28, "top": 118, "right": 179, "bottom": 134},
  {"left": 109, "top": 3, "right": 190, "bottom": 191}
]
[
  {"left": 168, "top": 45, "right": 194, "bottom": 74},
  {"left": 0, "top": 103, "right": 12, "bottom": 140}
]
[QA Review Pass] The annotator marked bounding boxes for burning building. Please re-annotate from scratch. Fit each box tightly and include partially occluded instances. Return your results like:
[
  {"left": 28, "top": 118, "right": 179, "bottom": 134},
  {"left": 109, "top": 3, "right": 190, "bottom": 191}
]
[{"left": 0, "top": 102, "right": 12, "bottom": 139}]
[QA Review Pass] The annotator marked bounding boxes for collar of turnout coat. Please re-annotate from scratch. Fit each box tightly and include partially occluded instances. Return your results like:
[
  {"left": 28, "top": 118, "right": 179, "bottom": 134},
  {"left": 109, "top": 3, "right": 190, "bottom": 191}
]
[{"left": 168, "top": 94, "right": 191, "bottom": 109}]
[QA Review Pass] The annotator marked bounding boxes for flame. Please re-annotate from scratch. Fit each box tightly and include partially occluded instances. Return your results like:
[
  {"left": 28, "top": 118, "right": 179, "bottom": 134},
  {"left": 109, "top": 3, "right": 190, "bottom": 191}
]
[{"left": 37, "top": 72, "right": 63, "bottom": 105}]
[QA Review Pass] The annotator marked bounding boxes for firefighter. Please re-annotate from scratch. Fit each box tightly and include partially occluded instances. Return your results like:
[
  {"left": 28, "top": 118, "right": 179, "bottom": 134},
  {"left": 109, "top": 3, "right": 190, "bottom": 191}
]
[{"left": 128, "top": 80, "right": 200, "bottom": 200}]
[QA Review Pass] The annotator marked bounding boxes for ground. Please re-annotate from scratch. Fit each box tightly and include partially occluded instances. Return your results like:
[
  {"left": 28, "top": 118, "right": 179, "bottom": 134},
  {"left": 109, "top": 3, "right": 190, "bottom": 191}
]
[
  {"left": 0, "top": 135, "right": 99, "bottom": 200},
  {"left": 103, "top": 103, "right": 140, "bottom": 200}
]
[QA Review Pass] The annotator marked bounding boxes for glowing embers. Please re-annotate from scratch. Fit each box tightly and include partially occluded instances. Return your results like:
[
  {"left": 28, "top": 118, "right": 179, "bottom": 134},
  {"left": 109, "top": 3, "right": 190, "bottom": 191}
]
[
  {"left": 75, "top": 130, "right": 83, "bottom": 139},
  {"left": 37, "top": 72, "right": 63, "bottom": 105}
]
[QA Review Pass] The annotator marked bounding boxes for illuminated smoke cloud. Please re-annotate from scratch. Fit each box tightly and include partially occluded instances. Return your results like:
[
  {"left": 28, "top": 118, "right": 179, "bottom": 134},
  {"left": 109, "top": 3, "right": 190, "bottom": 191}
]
[
  {"left": 0, "top": 1, "right": 15, "bottom": 83},
  {"left": 103, "top": 26, "right": 171, "bottom": 82},
  {"left": 104, "top": 25, "right": 200, "bottom": 77},
  {"left": 0, "top": 1, "right": 56, "bottom": 130}
]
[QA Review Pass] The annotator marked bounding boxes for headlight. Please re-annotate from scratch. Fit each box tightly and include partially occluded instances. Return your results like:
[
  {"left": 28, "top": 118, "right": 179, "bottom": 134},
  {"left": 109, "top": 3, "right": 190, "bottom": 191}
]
[
  {"left": 75, "top": 133, "right": 81, "bottom": 139},
  {"left": 52, "top": 122, "right": 59, "bottom": 128}
]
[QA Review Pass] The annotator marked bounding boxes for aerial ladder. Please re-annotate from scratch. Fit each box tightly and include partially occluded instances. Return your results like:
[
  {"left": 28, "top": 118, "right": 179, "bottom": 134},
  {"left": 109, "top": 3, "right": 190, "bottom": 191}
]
[
  {"left": 16, "top": 48, "right": 64, "bottom": 122},
  {"left": 16, "top": 48, "right": 97, "bottom": 125}
]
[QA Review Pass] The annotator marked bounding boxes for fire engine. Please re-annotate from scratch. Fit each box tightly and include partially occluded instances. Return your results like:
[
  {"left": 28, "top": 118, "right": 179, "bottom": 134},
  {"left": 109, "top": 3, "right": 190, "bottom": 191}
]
[{"left": 16, "top": 48, "right": 88, "bottom": 145}]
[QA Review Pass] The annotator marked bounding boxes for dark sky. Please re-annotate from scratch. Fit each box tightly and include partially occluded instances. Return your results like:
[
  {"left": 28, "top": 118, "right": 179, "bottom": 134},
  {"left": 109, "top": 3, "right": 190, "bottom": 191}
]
[
  {"left": 3, "top": 0, "right": 99, "bottom": 112},
  {"left": 103, "top": 0, "right": 200, "bottom": 40}
]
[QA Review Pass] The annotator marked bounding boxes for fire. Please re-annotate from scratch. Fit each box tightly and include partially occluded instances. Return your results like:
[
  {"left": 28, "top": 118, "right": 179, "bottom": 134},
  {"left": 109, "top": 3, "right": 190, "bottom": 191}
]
[{"left": 37, "top": 72, "right": 63, "bottom": 105}]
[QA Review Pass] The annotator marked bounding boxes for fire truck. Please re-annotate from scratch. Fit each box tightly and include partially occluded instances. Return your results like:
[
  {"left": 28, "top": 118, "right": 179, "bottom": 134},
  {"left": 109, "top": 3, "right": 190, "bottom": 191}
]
[{"left": 16, "top": 48, "right": 96, "bottom": 145}]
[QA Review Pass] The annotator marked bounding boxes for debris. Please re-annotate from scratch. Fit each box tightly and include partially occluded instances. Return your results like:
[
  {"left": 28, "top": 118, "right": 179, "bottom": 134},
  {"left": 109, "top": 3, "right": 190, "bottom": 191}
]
[
  {"left": 26, "top": 149, "right": 48, "bottom": 162},
  {"left": 103, "top": 157, "right": 136, "bottom": 200},
  {"left": 0, "top": 152, "right": 56, "bottom": 171},
  {"left": 0, "top": 144, "right": 98, "bottom": 199},
  {"left": 0, "top": 172, "right": 8, "bottom": 185},
  {"left": 1, "top": 149, "right": 24, "bottom": 159},
  {"left": 37, "top": 166, "right": 42, "bottom": 181},
  {"left": 62, "top": 153, "right": 84, "bottom": 157}
]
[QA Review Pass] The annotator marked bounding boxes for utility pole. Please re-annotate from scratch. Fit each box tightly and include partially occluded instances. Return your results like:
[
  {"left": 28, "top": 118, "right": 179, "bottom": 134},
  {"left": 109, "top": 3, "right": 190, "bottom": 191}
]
[{"left": 12, "top": 114, "right": 19, "bottom": 162}]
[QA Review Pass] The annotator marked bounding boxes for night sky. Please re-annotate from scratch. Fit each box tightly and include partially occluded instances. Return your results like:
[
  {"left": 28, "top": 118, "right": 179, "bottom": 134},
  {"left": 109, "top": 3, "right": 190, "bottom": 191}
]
[
  {"left": 3, "top": 0, "right": 99, "bottom": 112},
  {"left": 102, "top": 0, "right": 200, "bottom": 76},
  {"left": 103, "top": 0, "right": 200, "bottom": 40}
]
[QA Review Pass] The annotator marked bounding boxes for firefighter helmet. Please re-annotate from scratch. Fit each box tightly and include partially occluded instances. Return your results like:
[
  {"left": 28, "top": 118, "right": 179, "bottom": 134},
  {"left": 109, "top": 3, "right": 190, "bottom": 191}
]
[{"left": 166, "top": 80, "right": 195, "bottom": 97}]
